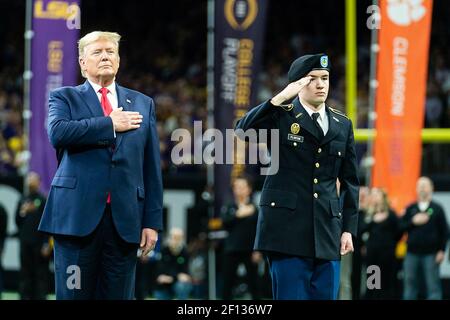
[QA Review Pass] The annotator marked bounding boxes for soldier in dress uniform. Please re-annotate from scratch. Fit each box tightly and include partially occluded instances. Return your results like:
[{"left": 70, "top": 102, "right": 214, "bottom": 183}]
[{"left": 235, "top": 53, "right": 359, "bottom": 300}]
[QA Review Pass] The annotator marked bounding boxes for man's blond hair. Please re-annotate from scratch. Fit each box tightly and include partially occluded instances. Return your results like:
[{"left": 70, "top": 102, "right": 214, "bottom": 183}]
[{"left": 78, "top": 31, "right": 121, "bottom": 77}]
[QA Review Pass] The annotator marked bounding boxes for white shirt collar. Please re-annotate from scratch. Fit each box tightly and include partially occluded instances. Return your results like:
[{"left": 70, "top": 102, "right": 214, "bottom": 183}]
[
  {"left": 300, "top": 100, "right": 326, "bottom": 121},
  {"left": 418, "top": 201, "right": 430, "bottom": 212},
  {"left": 88, "top": 79, "right": 116, "bottom": 96}
]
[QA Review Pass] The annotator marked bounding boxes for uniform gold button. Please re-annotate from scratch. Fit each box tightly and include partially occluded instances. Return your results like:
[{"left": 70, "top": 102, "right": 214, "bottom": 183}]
[
  {"left": 314, "top": 178, "right": 318, "bottom": 184},
  {"left": 271, "top": 202, "right": 275, "bottom": 207},
  {"left": 293, "top": 142, "right": 297, "bottom": 147},
  {"left": 315, "top": 162, "right": 320, "bottom": 168},
  {"left": 338, "top": 151, "right": 342, "bottom": 156},
  {"left": 318, "top": 148, "right": 322, "bottom": 153},
  {"left": 313, "top": 193, "right": 318, "bottom": 199}
]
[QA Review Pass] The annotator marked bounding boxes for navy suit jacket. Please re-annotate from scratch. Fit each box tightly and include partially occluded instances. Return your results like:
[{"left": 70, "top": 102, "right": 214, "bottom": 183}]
[{"left": 39, "top": 80, "right": 163, "bottom": 243}]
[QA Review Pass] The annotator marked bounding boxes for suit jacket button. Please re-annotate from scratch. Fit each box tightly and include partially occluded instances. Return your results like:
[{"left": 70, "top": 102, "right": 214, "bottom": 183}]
[
  {"left": 315, "top": 162, "right": 320, "bottom": 168},
  {"left": 339, "top": 212, "right": 342, "bottom": 217},
  {"left": 338, "top": 151, "right": 342, "bottom": 156},
  {"left": 318, "top": 148, "right": 322, "bottom": 153},
  {"left": 313, "top": 193, "right": 318, "bottom": 199},
  {"left": 271, "top": 202, "right": 275, "bottom": 207}
]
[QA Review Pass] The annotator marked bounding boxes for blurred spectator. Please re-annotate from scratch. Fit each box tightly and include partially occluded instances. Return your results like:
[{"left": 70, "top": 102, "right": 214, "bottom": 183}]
[
  {"left": 0, "top": 136, "right": 17, "bottom": 176},
  {"left": 401, "top": 177, "right": 449, "bottom": 300},
  {"left": 187, "top": 234, "right": 208, "bottom": 299},
  {"left": 154, "top": 228, "right": 192, "bottom": 299},
  {"left": 15, "top": 172, "right": 50, "bottom": 300},
  {"left": 425, "top": 81, "right": 443, "bottom": 128},
  {"left": 1, "top": 0, "right": 450, "bottom": 176},
  {"left": 135, "top": 242, "right": 160, "bottom": 300},
  {"left": 0, "top": 202, "right": 7, "bottom": 299},
  {"left": 362, "top": 188, "right": 401, "bottom": 300},
  {"left": 351, "top": 186, "right": 370, "bottom": 300},
  {"left": 220, "top": 175, "right": 261, "bottom": 300}
]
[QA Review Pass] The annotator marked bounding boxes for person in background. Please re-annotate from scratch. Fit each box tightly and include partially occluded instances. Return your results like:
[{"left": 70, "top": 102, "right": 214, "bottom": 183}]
[
  {"left": 221, "top": 175, "right": 262, "bottom": 300},
  {"left": 135, "top": 245, "right": 159, "bottom": 300},
  {"left": 154, "top": 228, "right": 192, "bottom": 299},
  {"left": 351, "top": 186, "right": 370, "bottom": 300},
  {"left": 362, "top": 188, "right": 401, "bottom": 299},
  {"left": 187, "top": 234, "right": 208, "bottom": 299},
  {"left": 401, "top": 177, "right": 449, "bottom": 300},
  {"left": 15, "top": 172, "right": 51, "bottom": 300}
]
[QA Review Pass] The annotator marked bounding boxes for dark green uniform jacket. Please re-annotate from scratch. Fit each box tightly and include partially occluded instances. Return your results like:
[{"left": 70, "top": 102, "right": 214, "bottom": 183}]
[{"left": 235, "top": 97, "right": 359, "bottom": 260}]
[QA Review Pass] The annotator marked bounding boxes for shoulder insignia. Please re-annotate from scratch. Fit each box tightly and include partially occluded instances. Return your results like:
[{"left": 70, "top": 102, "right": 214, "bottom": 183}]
[
  {"left": 329, "top": 107, "right": 349, "bottom": 119},
  {"left": 280, "top": 103, "right": 294, "bottom": 112}
]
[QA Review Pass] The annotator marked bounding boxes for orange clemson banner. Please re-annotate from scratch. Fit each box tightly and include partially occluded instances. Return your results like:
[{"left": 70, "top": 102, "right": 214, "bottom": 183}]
[{"left": 372, "top": 0, "right": 433, "bottom": 214}]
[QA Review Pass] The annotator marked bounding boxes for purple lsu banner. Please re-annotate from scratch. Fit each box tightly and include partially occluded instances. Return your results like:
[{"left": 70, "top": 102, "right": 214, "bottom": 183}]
[
  {"left": 214, "top": 0, "right": 268, "bottom": 215},
  {"left": 30, "top": 0, "right": 80, "bottom": 191}
]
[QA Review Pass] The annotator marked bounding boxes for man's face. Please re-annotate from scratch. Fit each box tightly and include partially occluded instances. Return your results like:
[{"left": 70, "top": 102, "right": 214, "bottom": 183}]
[
  {"left": 79, "top": 39, "right": 120, "bottom": 80},
  {"left": 416, "top": 178, "right": 433, "bottom": 199},
  {"left": 27, "top": 173, "right": 40, "bottom": 192},
  {"left": 299, "top": 69, "right": 329, "bottom": 107},
  {"left": 169, "top": 229, "right": 184, "bottom": 252}
]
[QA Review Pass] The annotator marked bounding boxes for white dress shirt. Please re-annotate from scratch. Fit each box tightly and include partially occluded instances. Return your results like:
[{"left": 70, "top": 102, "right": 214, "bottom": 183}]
[
  {"left": 302, "top": 102, "right": 329, "bottom": 135},
  {"left": 418, "top": 201, "right": 430, "bottom": 212},
  {"left": 88, "top": 79, "right": 119, "bottom": 110}
]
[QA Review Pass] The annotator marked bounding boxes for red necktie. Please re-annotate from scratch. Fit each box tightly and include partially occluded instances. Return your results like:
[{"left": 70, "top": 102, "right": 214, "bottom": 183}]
[
  {"left": 99, "top": 87, "right": 113, "bottom": 116},
  {"left": 99, "top": 87, "right": 113, "bottom": 203}
]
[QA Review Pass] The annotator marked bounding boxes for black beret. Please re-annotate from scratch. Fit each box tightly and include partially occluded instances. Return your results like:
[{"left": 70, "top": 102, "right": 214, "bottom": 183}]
[{"left": 288, "top": 53, "right": 330, "bottom": 82}]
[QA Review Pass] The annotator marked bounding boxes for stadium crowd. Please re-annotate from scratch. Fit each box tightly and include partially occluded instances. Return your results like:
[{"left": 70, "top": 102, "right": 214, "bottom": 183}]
[{"left": 1, "top": 0, "right": 449, "bottom": 177}]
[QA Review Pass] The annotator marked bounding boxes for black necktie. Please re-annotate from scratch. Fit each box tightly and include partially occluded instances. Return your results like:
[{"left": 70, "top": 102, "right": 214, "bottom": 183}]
[{"left": 312, "top": 112, "right": 324, "bottom": 140}]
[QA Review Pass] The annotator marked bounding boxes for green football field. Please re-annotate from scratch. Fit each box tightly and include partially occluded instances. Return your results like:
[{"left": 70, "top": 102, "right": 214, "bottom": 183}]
[{"left": 1, "top": 292, "right": 56, "bottom": 300}]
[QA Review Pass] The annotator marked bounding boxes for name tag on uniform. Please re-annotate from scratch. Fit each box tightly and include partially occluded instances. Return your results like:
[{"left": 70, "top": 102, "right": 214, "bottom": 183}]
[{"left": 287, "top": 134, "right": 304, "bottom": 142}]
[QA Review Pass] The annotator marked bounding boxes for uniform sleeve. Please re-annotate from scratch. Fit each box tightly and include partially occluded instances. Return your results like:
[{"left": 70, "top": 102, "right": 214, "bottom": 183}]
[
  {"left": 338, "top": 122, "right": 360, "bottom": 236},
  {"left": 235, "top": 100, "right": 279, "bottom": 133}
]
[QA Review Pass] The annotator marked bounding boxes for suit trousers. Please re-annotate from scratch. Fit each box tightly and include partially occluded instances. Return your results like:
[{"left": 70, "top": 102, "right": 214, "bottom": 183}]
[
  {"left": 53, "top": 205, "right": 138, "bottom": 299},
  {"left": 267, "top": 254, "right": 340, "bottom": 300}
]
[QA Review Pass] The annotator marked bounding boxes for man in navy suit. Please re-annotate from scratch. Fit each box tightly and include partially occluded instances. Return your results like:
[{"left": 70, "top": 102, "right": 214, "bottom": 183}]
[{"left": 39, "top": 31, "right": 163, "bottom": 299}]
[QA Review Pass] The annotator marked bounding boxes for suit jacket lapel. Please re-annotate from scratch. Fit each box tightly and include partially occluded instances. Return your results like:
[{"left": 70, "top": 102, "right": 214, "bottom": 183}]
[
  {"left": 321, "top": 106, "right": 340, "bottom": 145},
  {"left": 292, "top": 97, "right": 321, "bottom": 142},
  {"left": 114, "top": 84, "right": 132, "bottom": 151},
  {"left": 116, "top": 83, "right": 131, "bottom": 111},
  {"left": 79, "top": 80, "right": 104, "bottom": 117}
]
